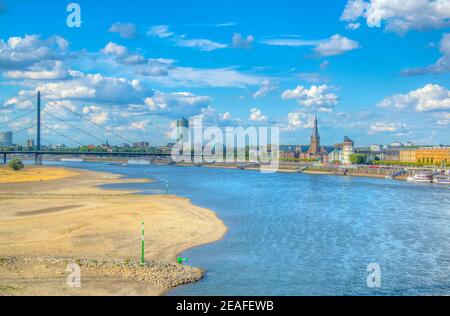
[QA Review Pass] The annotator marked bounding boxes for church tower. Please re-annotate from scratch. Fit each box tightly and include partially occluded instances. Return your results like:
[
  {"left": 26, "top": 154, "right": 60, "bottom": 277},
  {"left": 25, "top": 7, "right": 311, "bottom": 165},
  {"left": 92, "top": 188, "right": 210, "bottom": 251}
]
[{"left": 308, "top": 115, "right": 320, "bottom": 155}]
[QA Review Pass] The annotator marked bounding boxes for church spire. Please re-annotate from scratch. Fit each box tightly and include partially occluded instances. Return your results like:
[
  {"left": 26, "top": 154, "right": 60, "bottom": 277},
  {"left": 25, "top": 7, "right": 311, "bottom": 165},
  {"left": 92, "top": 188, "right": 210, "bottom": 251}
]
[{"left": 311, "top": 115, "right": 319, "bottom": 140}]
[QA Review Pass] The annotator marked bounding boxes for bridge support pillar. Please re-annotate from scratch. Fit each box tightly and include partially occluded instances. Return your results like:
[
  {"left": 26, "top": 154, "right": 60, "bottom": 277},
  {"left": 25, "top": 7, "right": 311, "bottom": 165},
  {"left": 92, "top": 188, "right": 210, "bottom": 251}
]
[
  {"left": 3, "top": 153, "right": 6, "bottom": 164},
  {"left": 34, "top": 153, "right": 42, "bottom": 166}
]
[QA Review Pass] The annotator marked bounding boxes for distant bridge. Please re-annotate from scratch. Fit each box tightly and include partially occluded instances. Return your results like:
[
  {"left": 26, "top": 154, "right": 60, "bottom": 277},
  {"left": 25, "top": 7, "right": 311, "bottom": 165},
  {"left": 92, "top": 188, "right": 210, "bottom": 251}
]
[{"left": 0, "top": 151, "right": 174, "bottom": 164}]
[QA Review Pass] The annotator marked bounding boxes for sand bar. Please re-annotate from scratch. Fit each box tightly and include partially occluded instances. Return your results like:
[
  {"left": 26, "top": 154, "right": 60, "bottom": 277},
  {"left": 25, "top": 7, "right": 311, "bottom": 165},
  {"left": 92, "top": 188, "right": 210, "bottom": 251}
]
[{"left": 0, "top": 166, "right": 226, "bottom": 296}]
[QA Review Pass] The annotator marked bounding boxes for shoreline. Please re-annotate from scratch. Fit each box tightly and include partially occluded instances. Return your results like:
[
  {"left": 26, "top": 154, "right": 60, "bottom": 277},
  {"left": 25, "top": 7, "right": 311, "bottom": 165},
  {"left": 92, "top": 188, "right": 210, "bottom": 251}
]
[{"left": 0, "top": 166, "right": 227, "bottom": 296}]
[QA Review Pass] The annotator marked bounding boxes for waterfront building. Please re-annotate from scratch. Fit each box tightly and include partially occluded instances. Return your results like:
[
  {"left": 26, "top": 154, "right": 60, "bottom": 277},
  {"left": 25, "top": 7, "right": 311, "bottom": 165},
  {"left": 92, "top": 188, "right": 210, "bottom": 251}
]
[
  {"left": 0, "top": 131, "right": 13, "bottom": 147},
  {"left": 399, "top": 148, "right": 417, "bottom": 163},
  {"left": 342, "top": 136, "right": 354, "bottom": 164},
  {"left": 300, "top": 115, "right": 329, "bottom": 163},
  {"left": 416, "top": 147, "right": 450, "bottom": 166},
  {"left": 177, "top": 118, "right": 189, "bottom": 143},
  {"left": 385, "top": 149, "right": 400, "bottom": 161},
  {"left": 328, "top": 148, "right": 343, "bottom": 163},
  {"left": 390, "top": 142, "right": 403, "bottom": 148}
]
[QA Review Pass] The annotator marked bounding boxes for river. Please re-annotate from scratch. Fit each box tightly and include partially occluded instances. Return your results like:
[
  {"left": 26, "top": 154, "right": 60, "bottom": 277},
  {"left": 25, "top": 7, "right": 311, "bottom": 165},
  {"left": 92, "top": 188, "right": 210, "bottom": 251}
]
[{"left": 47, "top": 161, "right": 450, "bottom": 295}]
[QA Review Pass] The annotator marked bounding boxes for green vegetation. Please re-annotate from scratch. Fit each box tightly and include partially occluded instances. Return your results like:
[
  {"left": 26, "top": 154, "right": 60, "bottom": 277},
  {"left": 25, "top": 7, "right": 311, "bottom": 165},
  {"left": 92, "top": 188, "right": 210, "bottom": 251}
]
[
  {"left": 349, "top": 154, "right": 368, "bottom": 164},
  {"left": 8, "top": 158, "right": 24, "bottom": 171}
]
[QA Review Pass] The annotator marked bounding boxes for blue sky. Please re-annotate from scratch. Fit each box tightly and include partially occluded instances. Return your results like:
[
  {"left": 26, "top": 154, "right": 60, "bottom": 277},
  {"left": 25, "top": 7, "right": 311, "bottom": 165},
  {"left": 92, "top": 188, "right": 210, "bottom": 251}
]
[{"left": 0, "top": 0, "right": 449, "bottom": 147}]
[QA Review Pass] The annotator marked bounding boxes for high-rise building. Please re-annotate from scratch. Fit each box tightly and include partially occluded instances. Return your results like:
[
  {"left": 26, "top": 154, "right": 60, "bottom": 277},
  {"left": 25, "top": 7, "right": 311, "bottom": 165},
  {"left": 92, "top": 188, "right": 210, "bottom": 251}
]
[
  {"left": 133, "top": 142, "right": 150, "bottom": 148},
  {"left": 176, "top": 118, "right": 189, "bottom": 143},
  {"left": 26, "top": 139, "right": 35, "bottom": 148},
  {"left": 0, "top": 131, "right": 13, "bottom": 147}
]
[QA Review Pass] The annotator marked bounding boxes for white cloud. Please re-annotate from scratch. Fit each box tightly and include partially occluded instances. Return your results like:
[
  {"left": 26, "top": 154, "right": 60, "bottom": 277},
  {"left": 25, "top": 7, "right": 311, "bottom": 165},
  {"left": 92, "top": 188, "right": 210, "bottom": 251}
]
[
  {"left": 281, "top": 84, "right": 338, "bottom": 108},
  {"left": 101, "top": 42, "right": 146, "bottom": 65},
  {"left": 284, "top": 112, "right": 315, "bottom": 131},
  {"left": 3, "top": 97, "right": 33, "bottom": 109},
  {"left": 249, "top": 108, "right": 267, "bottom": 122},
  {"left": 346, "top": 22, "right": 361, "bottom": 30},
  {"left": 340, "top": 0, "right": 450, "bottom": 34},
  {"left": 259, "top": 39, "right": 321, "bottom": 47},
  {"left": 82, "top": 105, "right": 109, "bottom": 124},
  {"left": 252, "top": 78, "right": 277, "bottom": 98},
  {"left": 313, "top": 34, "right": 360, "bottom": 57},
  {"left": 175, "top": 38, "right": 228, "bottom": 51},
  {"left": 0, "top": 34, "right": 68, "bottom": 70},
  {"left": 130, "top": 119, "right": 150, "bottom": 131},
  {"left": 401, "top": 33, "right": 450, "bottom": 75},
  {"left": 109, "top": 22, "right": 137, "bottom": 39},
  {"left": 147, "top": 25, "right": 174, "bottom": 38},
  {"left": 320, "top": 60, "right": 330, "bottom": 70},
  {"left": 437, "top": 113, "right": 450, "bottom": 125},
  {"left": 378, "top": 84, "right": 450, "bottom": 112},
  {"left": 33, "top": 72, "right": 149, "bottom": 105},
  {"left": 260, "top": 34, "right": 360, "bottom": 57},
  {"left": 232, "top": 33, "right": 255, "bottom": 49},
  {"left": 5, "top": 60, "right": 69, "bottom": 80},
  {"left": 142, "top": 66, "right": 260, "bottom": 88},
  {"left": 369, "top": 122, "right": 406, "bottom": 134},
  {"left": 145, "top": 91, "right": 211, "bottom": 117}
]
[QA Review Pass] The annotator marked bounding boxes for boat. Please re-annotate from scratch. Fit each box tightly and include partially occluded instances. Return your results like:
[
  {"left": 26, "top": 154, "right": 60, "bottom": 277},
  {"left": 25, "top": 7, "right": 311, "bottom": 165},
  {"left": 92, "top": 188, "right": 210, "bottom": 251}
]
[
  {"left": 433, "top": 174, "right": 450, "bottom": 185},
  {"left": 407, "top": 172, "right": 433, "bottom": 183},
  {"left": 127, "top": 159, "right": 151, "bottom": 165},
  {"left": 60, "top": 158, "right": 84, "bottom": 162}
]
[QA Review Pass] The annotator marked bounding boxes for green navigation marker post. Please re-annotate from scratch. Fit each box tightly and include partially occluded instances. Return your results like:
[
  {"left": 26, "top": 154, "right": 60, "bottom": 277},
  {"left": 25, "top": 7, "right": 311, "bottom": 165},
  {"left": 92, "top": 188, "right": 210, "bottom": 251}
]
[
  {"left": 177, "top": 257, "right": 187, "bottom": 265},
  {"left": 140, "top": 221, "right": 145, "bottom": 266}
]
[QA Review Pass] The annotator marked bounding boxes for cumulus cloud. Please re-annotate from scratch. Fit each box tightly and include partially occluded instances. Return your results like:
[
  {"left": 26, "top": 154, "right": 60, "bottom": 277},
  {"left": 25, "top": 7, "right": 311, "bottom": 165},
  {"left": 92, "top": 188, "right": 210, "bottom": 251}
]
[
  {"left": 252, "top": 78, "right": 277, "bottom": 99},
  {"left": 313, "top": 34, "right": 360, "bottom": 57},
  {"left": 340, "top": 0, "right": 450, "bottom": 34},
  {"left": 437, "top": 112, "right": 450, "bottom": 125},
  {"left": 34, "top": 72, "right": 149, "bottom": 105},
  {"left": 249, "top": 108, "right": 268, "bottom": 122},
  {"left": 145, "top": 91, "right": 211, "bottom": 117},
  {"left": 175, "top": 38, "right": 227, "bottom": 51},
  {"left": 368, "top": 122, "right": 406, "bottom": 134},
  {"left": 285, "top": 111, "right": 315, "bottom": 131},
  {"left": 281, "top": 84, "right": 338, "bottom": 109},
  {"left": 378, "top": 84, "right": 450, "bottom": 112},
  {"left": 82, "top": 105, "right": 109, "bottom": 124},
  {"left": 109, "top": 22, "right": 137, "bottom": 39},
  {"left": 101, "top": 42, "right": 146, "bottom": 65},
  {"left": 5, "top": 60, "right": 69, "bottom": 80},
  {"left": 147, "top": 25, "right": 174, "bottom": 38},
  {"left": 3, "top": 97, "right": 33, "bottom": 110},
  {"left": 401, "top": 33, "right": 450, "bottom": 75},
  {"left": 0, "top": 34, "right": 68, "bottom": 70},
  {"left": 260, "top": 34, "right": 359, "bottom": 57},
  {"left": 232, "top": 33, "right": 254, "bottom": 49}
]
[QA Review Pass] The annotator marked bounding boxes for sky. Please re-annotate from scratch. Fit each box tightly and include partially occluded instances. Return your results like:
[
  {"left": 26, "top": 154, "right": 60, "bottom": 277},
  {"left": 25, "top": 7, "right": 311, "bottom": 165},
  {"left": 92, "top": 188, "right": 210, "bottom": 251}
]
[{"left": 0, "top": 0, "right": 449, "bottom": 147}]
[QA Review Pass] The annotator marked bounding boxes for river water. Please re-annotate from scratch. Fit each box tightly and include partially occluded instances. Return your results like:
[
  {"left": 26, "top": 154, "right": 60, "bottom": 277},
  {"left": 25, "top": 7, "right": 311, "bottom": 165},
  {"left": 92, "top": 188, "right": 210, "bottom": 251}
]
[{"left": 47, "top": 161, "right": 450, "bottom": 295}]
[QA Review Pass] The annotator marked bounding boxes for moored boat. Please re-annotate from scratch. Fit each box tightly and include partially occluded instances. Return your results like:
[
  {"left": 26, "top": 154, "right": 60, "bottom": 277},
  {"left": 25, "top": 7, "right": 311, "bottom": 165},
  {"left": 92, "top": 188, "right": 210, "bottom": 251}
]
[
  {"left": 407, "top": 172, "right": 433, "bottom": 183},
  {"left": 433, "top": 175, "right": 450, "bottom": 185}
]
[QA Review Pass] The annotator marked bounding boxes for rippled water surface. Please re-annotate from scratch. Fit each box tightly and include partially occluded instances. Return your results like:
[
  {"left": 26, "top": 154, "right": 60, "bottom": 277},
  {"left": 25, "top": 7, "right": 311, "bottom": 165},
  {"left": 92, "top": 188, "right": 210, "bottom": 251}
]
[{"left": 48, "top": 161, "right": 450, "bottom": 295}]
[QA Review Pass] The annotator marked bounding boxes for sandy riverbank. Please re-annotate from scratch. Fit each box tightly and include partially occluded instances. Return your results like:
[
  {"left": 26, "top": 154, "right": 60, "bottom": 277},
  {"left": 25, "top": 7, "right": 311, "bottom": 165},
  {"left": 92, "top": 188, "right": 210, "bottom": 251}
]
[{"left": 0, "top": 166, "right": 226, "bottom": 296}]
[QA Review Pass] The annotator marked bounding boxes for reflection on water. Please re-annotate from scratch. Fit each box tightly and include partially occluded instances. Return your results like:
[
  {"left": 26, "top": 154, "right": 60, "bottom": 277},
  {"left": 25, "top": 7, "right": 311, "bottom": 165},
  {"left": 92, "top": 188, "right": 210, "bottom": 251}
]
[{"left": 47, "top": 161, "right": 450, "bottom": 295}]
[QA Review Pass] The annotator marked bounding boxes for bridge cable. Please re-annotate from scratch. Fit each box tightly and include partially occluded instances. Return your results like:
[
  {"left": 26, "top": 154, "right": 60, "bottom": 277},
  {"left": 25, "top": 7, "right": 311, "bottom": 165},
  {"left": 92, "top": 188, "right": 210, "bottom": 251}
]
[
  {"left": 41, "top": 123, "right": 83, "bottom": 147},
  {"left": 43, "top": 110, "right": 105, "bottom": 144},
  {"left": 42, "top": 97, "right": 136, "bottom": 145},
  {"left": 0, "top": 109, "right": 35, "bottom": 128}
]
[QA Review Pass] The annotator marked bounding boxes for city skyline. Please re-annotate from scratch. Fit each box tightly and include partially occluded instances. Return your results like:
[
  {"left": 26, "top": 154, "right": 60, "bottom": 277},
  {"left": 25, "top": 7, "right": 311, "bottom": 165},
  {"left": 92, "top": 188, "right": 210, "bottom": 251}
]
[{"left": 0, "top": 0, "right": 449, "bottom": 147}]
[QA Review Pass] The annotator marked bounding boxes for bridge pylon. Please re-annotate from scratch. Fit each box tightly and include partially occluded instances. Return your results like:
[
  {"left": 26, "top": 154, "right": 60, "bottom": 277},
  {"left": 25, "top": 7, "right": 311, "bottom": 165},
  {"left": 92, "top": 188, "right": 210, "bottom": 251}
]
[{"left": 35, "top": 91, "right": 42, "bottom": 166}]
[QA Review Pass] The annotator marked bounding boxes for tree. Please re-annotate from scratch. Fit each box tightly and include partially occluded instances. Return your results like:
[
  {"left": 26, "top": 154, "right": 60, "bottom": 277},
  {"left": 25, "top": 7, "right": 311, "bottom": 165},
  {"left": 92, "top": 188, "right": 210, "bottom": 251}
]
[
  {"left": 349, "top": 154, "right": 368, "bottom": 165},
  {"left": 8, "top": 158, "right": 24, "bottom": 171}
]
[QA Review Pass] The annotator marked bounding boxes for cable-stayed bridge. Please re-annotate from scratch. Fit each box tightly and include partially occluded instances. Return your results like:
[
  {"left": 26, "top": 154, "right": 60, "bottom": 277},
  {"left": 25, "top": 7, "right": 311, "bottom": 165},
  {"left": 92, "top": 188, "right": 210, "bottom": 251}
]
[{"left": 0, "top": 92, "right": 172, "bottom": 165}]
